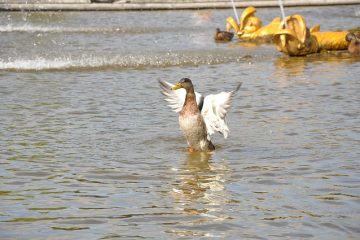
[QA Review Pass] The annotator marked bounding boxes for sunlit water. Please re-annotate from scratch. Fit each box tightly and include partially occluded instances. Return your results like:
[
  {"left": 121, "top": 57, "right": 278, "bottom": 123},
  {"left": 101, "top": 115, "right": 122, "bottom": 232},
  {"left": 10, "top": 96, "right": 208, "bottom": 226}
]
[{"left": 1, "top": 6, "right": 360, "bottom": 239}]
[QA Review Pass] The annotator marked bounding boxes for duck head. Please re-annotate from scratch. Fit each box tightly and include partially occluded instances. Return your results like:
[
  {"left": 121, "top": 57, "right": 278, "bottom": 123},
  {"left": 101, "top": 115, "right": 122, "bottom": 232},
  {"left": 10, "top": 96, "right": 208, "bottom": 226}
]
[
  {"left": 171, "top": 78, "right": 194, "bottom": 91},
  {"left": 346, "top": 32, "right": 359, "bottom": 43},
  {"left": 346, "top": 32, "right": 360, "bottom": 56}
]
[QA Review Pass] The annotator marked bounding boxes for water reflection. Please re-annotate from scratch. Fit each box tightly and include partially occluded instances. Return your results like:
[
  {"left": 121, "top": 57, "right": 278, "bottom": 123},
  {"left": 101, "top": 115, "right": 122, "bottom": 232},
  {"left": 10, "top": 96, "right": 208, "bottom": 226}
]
[
  {"left": 274, "top": 53, "right": 360, "bottom": 87},
  {"left": 228, "top": 41, "right": 262, "bottom": 49},
  {"left": 172, "top": 152, "right": 213, "bottom": 203},
  {"left": 275, "top": 56, "right": 307, "bottom": 77},
  {"left": 169, "top": 152, "right": 232, "bottom": 237}
]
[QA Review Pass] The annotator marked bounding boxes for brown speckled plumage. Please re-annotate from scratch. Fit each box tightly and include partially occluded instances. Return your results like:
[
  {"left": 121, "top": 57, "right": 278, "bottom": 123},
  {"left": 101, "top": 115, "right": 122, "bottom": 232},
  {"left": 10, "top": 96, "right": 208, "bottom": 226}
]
[
  {"left": 214, "top": 28, "right": 234, "bottom": 42},
  {"left": 346, "top": 32, "right": 360, "bottom": 56},
  {"left": 178, "top": 79, "right": 215, "bottom": 152}
]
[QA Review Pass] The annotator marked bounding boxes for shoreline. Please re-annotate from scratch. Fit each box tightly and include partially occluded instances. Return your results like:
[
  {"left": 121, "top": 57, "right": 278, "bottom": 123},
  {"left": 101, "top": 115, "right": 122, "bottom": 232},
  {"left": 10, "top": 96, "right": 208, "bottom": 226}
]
[{"left": 1, "top": 0, "right": 360, "bottom": 11}]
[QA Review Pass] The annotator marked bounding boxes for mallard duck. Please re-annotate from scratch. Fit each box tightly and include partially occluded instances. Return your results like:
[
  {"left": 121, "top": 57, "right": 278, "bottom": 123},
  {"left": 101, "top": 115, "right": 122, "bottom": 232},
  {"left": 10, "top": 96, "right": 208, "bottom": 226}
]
[
  {"left": 160, "top": 78, "right": 241, "bottom": 152},
  {"left": 214, "top": 28, "right": 234, "bottom": 42},
  {"left": 346, "top": 32, "right": 360, "bottom": 56}
]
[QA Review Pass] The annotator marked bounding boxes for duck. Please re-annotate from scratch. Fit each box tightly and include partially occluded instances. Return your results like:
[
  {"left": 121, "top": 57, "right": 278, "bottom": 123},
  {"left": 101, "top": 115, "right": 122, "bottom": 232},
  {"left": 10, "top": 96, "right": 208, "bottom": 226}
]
[
  {"left": 346, "top": 32, "right": 360, "bottom": 56},
  {"left": 160, "top": 78, "right": 241, "bottom": 152},
  {"left": 214, "top": 28, "right": 234, "bottom": 42}
]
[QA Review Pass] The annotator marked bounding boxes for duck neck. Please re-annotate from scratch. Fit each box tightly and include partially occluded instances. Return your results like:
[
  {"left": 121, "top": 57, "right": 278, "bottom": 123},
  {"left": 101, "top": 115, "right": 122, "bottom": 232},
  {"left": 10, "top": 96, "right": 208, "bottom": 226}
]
[
  {"left": 184, "top": 87, "right": 196, "bottom": 103},
  {"left": 182, "top": 87, "right": 198, "bottom": 114}
]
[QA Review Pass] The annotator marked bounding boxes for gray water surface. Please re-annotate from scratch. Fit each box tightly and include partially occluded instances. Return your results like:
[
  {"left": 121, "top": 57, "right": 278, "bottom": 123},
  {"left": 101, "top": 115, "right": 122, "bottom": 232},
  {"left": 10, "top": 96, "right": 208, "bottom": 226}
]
[{"left": 1, "top": 6, "right": 360, "bottom": 239}]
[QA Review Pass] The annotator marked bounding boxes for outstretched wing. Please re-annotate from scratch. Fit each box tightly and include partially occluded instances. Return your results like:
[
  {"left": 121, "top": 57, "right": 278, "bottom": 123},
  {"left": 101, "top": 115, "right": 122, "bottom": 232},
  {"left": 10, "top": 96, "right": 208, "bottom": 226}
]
[
  {"left": 201, "top": 83, "right": 242, "bottom": 139},
  {"left": 159, "top": 80, "right": 204, "bottom": 113}
]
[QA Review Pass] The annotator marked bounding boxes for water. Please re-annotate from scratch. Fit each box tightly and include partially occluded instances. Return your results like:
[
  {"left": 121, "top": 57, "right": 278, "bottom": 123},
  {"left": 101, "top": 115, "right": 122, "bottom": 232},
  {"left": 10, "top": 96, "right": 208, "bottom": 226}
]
[{"left": 1, "top": 6, "right": 360, "bottom": 239}]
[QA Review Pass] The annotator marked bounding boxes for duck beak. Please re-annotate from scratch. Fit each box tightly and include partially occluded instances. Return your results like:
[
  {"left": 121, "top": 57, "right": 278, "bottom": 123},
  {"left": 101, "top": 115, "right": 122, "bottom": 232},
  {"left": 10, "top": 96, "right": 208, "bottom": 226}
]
[{"left": 171, "top": 83, "right": 182, "bottom": 90}]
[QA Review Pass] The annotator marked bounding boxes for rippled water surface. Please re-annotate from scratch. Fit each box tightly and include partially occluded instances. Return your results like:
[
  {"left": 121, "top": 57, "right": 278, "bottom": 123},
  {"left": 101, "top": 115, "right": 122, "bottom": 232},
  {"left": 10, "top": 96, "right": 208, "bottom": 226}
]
[{"left": 1, "top": 5, "right": 360, "bottom": 239}]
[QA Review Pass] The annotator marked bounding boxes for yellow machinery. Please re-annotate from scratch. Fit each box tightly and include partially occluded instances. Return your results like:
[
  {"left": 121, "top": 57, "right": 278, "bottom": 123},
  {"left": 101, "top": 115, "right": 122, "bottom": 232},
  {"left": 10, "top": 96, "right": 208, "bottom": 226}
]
[
  {"left": 273, "top": 15, "right": 349, "bottom": 56},
  {"left": 226, "top": 7, "right": 281, "bottom": 41},
  {"left": 225, "top": 6, "right": 351, "bottom": 56}
]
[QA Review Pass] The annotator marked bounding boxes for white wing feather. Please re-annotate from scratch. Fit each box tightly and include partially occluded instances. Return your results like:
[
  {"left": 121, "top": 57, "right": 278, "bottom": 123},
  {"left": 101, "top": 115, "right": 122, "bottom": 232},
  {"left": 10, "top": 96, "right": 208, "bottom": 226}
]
[
  {"left": 159, "top": 80, "right": 203, "bottom": 112},
  {"left": 201, "top": 91, "right": 233, "bottom": 139}
]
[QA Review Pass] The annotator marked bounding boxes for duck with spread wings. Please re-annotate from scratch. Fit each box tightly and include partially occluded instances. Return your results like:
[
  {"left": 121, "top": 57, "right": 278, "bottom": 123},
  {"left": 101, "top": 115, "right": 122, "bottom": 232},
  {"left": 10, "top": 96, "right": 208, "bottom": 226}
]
[{"left": 160, "top": 78, "right": 241, "bottom": 152}]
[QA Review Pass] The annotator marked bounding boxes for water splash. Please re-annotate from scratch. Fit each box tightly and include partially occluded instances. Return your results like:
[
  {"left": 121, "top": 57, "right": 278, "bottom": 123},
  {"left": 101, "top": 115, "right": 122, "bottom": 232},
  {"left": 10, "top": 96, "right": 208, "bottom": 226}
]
[
  {"left": 0, "top": 24, "right": 199, "bottom": 34},
  {"left": 230, "top": 0, "right": 240, "bottom": 24},
  {"left": 0, "top": 25, "right": 116, "bottom": 33},
  {"left": 0, "top": 51, "right": 248, "bottom": 71},
  {"left": 278, "top": 0, "right": 288, "bottom": 28}
]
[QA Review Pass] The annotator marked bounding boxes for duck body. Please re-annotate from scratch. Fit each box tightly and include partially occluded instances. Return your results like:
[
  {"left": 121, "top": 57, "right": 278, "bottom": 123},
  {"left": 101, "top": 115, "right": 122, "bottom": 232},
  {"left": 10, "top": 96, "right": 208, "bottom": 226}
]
[
  {"left": 346, "top": 32, "right": 360, "bottom": 56},
  {"left": 349, "top": 41, "right": 360, "bottom": 56},
  {"left": 160, "top": 78, "right": 241, "bottom": 152},
  {"left": 214, "top": 28, "right": 234, "bottom": 42},
  {"left": 179, "top": 90, "right": 215, "bottom": 152}
]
